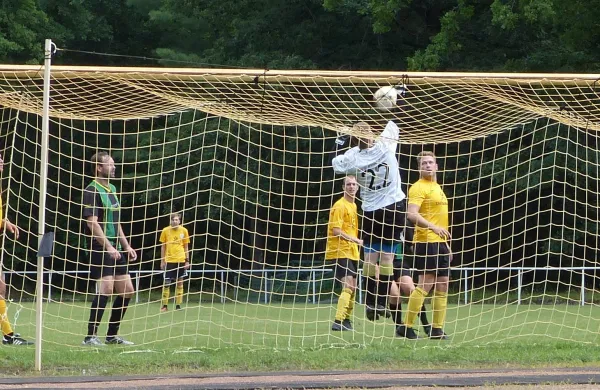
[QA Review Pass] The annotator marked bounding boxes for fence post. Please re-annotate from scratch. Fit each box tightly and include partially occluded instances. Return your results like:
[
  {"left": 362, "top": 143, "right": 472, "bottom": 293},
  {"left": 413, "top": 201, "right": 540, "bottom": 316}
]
[
  {"left": 47, "top": 272, "right": 52, "bottom": 302},
  {"left": 357, "top": 269, "right": 363, "bottom": 304},
  {"left": 581, "top": 272, "right": 585, "bottom": 306},
  {"left": 220, "top": 271, "right": 225, "bottom": 304},
  {"left": 463, "top": 269, "right": 468, "bottom": 305},
  {"left": 517, "top": 270, "right": 522, "bottom": 305},
  {"left": 312, "top": 271, "right": 317, "bottom": 304},
  {"left": 135, "top": 272, "right": 140, "bottom": 304},
  {"left": 264, "top": 270, "right": 268, "bottom": 304}
]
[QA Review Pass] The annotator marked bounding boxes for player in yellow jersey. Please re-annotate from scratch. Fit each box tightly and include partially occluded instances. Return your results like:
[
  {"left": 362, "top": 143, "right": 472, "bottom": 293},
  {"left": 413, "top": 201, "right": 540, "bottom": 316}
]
[
  {"left": 159, "top": 212, "right": 190, "bottom": 312},
  {"left": 0, "top": 152, "right": 32, "bottom": 346},
  {"left": 325, "top": 176, "right": 362, "bottom": 331},
  {"left": 397, "top": 151, "right": 451, "bottom": 340}
]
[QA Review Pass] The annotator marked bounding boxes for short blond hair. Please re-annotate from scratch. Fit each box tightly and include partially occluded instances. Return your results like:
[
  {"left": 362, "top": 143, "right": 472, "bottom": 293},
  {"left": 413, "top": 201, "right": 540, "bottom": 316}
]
[
  {"left": 343, "top": 175, "right": 357, "bottom": 186},
  {"left": 416, "top": 151, "right": 436, "bottom": 166}
]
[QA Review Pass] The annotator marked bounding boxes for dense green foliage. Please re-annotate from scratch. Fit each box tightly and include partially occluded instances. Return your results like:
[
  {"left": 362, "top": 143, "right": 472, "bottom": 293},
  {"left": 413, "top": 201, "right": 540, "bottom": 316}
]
[{"left": 0, "top": 0, "right": 597, "bottom": 71}]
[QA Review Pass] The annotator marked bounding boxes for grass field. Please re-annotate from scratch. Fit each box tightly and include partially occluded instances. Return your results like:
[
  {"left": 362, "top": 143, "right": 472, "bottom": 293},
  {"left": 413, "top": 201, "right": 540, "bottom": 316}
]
[{"left": 2, "top": 301, "right": 600, "bottom": 376}]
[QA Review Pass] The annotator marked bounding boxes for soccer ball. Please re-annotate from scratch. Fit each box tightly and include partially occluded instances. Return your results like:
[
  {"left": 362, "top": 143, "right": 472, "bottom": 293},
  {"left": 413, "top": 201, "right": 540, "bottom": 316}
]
[{"left": 373, "top": 86, "right": 398, "bottom": 111}]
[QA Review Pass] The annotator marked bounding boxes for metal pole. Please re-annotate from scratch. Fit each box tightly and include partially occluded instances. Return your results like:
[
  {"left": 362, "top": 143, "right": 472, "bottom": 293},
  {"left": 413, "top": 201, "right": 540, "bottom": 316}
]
[
  {"left": 35, "top": 38, "right": 53, "bottom": 371},
  {"left": 220, "top": 271, "right": 225, "bottom": 304},
  {"left": 581, "top": 273, "right": 585, "bottom": 306},
  {"left": 47, "top": 272, "right": 52, "bottom": 302},
  {"left": 517, "top": 271, "right": 522, "bottom": 305},
  {"left": 135, "top": 273, "right": 140, "bottom": 304},
  {"left": 463, "top": 269, "right": 468, "bottom": 305}
]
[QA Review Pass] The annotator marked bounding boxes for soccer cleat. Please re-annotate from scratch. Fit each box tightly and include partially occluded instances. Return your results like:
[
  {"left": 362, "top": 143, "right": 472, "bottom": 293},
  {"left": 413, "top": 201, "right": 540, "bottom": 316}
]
[
  {"left": 429, "top": 328, "right": 449, "bottom": 340},
  {"left": 365, "top": 305, "right": 378, "bottom": 321},
  {"left": 160, "top": 305, "right": 168, "bottom": 312},
  {"left": 342, "top": 319, "right": 353, "bottom": 331},
  {"left": 105, "top": 336, "right": 134, "bottom": 345},
  {"left": 395, "top": 324, "right": 418, "bottom": 340},
  {"left": 365, "top": 304, "right": 389, "bottom": 321},
  {"left": 331, "top": 320, "right": 352, "bottom": 331},
  {"left": 2, "top": 334, "right": 33, "bottom": 345},
  {"left": 423, "top": 324, "right": 432, "bottom": 337},
  {"left": 175, "top": 305, "right": 182, "bottom": 310},
  {"left": 81, "top": 336, "right": 106, "bottom": 347}
]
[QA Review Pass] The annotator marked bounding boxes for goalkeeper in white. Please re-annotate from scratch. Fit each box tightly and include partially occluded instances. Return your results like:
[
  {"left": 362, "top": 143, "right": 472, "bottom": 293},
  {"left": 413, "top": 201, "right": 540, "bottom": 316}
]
[{"left": 332, "top": 121, "right": 406, "bottom": 323}]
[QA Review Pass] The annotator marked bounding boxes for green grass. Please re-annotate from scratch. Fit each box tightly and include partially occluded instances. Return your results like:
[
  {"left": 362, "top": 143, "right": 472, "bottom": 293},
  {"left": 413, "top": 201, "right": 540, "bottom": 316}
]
[{"left": 2, "top": 300, "right": 600, "bottom": 376}]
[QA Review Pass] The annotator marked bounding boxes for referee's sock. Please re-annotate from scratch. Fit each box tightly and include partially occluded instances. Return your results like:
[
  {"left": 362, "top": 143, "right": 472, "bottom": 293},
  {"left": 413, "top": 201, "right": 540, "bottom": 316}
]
[
  {"left": 107, "top": 296, "right": 131, "bottom": 338},
  {"left": 87, "top": 295, "right": 109, "bottom": 337}
]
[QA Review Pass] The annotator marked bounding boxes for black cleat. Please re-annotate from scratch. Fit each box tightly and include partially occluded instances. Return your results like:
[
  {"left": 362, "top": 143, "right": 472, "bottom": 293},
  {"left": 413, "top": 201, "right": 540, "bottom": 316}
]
[
  {"left": 2, "top": 335, "right": 33, "bottom": 345},
  {"left": 429, "top": 327, "right": 449, "bottom": 340},
  {"left": 395, "top": 324, "right": 418, "bottom": 339},
  {"left": 331, "top": 320, "right": 352, "bottom": 331},
  {"left": 342, "top": 319, "right": 353, "bottom": 330},
  {"left": 423, "top": 324, "right": 432, "bottom": 337},
  {"left": 175, "top": 305, "right": 182, "bottom": 310},
  {"left": 366, "top": 304, "right": 389, "bottom": 321}
]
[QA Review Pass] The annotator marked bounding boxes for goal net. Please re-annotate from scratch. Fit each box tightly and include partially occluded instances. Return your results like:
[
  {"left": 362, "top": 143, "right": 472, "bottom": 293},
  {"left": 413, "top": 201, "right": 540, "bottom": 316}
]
[{"left": 1, "top": 66, "right": 599, "bottom": 354}]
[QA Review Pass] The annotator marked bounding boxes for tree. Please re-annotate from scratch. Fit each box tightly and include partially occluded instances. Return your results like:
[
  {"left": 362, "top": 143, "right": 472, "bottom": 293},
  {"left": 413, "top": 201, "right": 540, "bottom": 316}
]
[
  {"left": 408, "top": 0, "right": 600, "bottom": 72},
  {"left": 0, "top": 0, "right": 58, "bottom": 64}
]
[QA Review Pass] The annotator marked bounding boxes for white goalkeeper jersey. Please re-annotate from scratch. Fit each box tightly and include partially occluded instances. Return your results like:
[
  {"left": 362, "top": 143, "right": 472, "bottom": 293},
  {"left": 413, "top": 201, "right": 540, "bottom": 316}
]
[{"left": 332, "top": 121, "right": 406, "bottom": 212}]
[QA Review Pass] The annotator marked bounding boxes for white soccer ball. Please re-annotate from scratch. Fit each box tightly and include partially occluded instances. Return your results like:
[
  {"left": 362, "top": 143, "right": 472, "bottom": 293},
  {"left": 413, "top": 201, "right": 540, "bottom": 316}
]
[{"left": 373, "top": 86, "right": 398, "bottom": 111}]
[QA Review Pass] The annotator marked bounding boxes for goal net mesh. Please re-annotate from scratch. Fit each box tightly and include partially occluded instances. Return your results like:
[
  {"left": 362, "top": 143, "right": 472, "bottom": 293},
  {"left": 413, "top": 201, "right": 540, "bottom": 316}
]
[{"left": 1, "top": 66, "right": 599, "bottom": 351}]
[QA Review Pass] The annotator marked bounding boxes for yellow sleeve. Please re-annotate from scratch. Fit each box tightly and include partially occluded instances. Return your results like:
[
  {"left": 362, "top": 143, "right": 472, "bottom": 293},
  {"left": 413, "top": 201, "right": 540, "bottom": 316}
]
[
  {"left": 328, "top": 203, "right": 344, "bottom": 230},
  {"left": 182, "top": 228, "right": 190, "bottom": 245},
  {"left": 159, "top": 228, "right": 167, "bottom": 243},
  {"left": 408, "top": 182, "right": 426, "bottom": 207}
]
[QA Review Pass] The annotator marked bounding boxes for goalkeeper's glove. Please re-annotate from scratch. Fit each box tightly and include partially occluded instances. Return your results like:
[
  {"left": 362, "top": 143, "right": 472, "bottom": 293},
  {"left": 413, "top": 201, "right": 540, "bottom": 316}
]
[{"left": 328, "top": 134, "right": 351, "bottom": 167}]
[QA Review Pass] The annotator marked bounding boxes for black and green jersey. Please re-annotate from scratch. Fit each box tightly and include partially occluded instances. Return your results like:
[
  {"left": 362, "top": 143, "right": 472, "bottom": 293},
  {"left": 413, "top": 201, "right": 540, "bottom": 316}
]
[{"left": 82, "top": 180, "right": 121, "bottom": 251}]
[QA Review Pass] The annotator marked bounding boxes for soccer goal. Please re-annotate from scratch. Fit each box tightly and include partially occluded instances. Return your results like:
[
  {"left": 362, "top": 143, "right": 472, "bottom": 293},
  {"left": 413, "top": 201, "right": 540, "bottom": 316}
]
[{"left": 1, "top": 43, "right": 600, "bottom": 368}]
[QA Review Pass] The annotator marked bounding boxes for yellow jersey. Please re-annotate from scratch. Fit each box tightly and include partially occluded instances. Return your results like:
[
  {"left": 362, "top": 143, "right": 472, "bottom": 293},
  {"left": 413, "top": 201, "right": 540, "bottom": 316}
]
[
  {"left": 159, "top": 226, "right": 190, "bottom": 263},
  {"left": 408, "top": 178, "right": 449, "bottom": 243},
  {"left": 325, "top": 197, "right": 360, "bottom": 261}
]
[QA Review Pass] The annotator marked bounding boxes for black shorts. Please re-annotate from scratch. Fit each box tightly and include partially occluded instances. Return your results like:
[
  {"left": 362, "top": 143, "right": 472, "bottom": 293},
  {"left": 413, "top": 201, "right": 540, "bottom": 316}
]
[
  {"left": 362, "top": 200, "right": 406, "bottom": 246},
  {"left": 414, "top": 242, "right": 450, "bottom": 277},
  {"left": 393, "top": 257, "right": 412, "bottom": 281},
  {"left": 164, "top": 262, "right": 188, "bottom": 282},
  {"left": 89, "top": 249, "right": 129, "bottom": 279},
  {"left": 332, "top": 258, "right": 358, "bottom": 281}
]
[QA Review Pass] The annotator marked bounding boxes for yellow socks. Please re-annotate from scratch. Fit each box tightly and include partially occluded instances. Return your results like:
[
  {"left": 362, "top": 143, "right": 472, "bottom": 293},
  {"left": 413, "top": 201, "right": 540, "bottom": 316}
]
[
  {"left": 346, "top": 291, "right": 355, "bottom": 318},
  {"left": 175, "top": 285, "right": 184, "bottom": 305},
  {"left": 161, "top": 286, "right": 170, "bottom": 306},
  {"left": 405, "top": 287, "right": 428, "bottom": 328},
  {"left": 335, "top": 288, "right": 352, "bottom": 322},
  {"left": 0, "top": 299, "right": 13, "bottom": 336},
  {"left": 432, "top": 290, "right": 448, "bottom": 329}
]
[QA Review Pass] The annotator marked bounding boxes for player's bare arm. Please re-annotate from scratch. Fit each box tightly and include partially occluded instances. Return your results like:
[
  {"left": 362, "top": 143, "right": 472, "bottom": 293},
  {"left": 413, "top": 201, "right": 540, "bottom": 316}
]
[
  {"left": 332, "top": 227, "right": 363, "bottom": 246},
  {"left": 161, "top": 242, "right": 167, "bottom": 270},
  {"left": 3, "top": 218, "right": 19, "bottom": 239},
  {"left": 184, "top": 243, "right": 190, "bottom": 269},
  {"left": 118, "top": 225, "right": 137, "bottom": 262},
  {"left": 87, "top": 215, "right": 120, "bottom": 260},
  {"left": 406, "top": 203, "right": 451, "bottom": 240}
]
